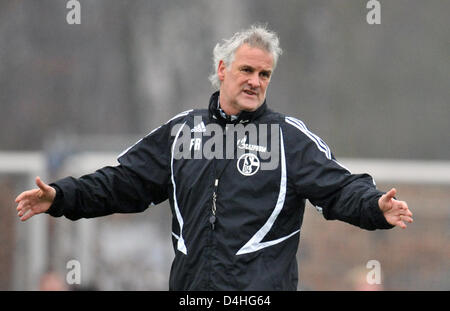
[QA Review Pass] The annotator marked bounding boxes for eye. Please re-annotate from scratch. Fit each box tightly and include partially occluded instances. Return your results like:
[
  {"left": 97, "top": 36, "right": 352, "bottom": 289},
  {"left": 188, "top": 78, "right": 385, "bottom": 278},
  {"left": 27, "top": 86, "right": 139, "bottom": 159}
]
[
  {"left": 240, "top": 66, "right": 253, "bottom": 73},
  {"left": 260, "top": 71, "right": 271, "bottom": 79}
]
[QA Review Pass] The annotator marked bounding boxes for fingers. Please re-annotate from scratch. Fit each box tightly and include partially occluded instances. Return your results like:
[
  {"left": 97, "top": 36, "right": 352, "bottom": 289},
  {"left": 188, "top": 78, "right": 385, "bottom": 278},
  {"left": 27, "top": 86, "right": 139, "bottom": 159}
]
[
  {"left": 15, "top": 190, "right": 30, "bottom": 203},
  {"left": 15, "top": 189, "right": 36, "bottom": 203},
  {"left": 17, "top": 199, "right": 38, "bottom": 222},
  {"left": 15, "top": 178, "right": 47, "bottom": 202},
  {"left": 400, "top": 215, "right": 413, "bottom": 224},
  {"left": 16, "top": 191, "right": 36, "bottom": 221},
  {"left": 17, "top": 200, "right": 32, "bottom": 221},
  {"left": 393, "top": 200, "right": 413, "bottom": 217},
  {"left": 395, "top": 214, "right": 413, "bottom": 229},
  {"left": 396, "top": 220, "right": 407, "bottom": 229},
  {"left": 404, "top": 204, "right": 412, "bottom": 217},
  {"left": 17, "top": 199, "right": 28, "bottom": 214},
  {"left": 15, "top": 193, "right": 23, "bottom": 203},
  {"left": 404, "top": 208, "right": 413, "bottom": 217},
  {"left": 20, "top": 209, "right": 35, "bottom": 222},
  {"left": 15, "top": 177, "right": 54, "bottom": 222}
]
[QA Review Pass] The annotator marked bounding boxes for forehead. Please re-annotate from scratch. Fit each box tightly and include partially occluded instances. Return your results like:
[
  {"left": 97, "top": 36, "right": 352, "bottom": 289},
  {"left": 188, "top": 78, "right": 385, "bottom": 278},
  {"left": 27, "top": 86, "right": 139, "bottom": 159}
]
[{"left": 232, "top": 44, "right": 274, "bottom": 70}]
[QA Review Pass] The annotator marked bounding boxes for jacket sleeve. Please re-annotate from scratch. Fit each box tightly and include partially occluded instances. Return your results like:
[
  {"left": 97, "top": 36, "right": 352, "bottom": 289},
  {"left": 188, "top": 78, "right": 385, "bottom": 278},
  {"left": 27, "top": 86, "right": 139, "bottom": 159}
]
[
  {"left": 284, "top": 119, "right": 394, "bottom": 230},
  {"left": 46, "top": 123, "right": 172, "bottom": 220}
]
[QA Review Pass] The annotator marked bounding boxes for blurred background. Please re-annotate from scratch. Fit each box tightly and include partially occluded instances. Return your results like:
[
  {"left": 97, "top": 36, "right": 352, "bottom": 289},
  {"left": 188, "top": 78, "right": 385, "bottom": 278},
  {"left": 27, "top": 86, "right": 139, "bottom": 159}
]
[{"left": 0, "top": 0, "right": 449, "bottom": 290}]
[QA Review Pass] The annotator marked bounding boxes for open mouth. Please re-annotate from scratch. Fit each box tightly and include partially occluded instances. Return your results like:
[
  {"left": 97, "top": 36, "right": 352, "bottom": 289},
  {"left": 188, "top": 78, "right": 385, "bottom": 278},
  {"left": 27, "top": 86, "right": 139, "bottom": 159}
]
[{"left": 243, "top": 90, "right": 257, "bottom": 97}]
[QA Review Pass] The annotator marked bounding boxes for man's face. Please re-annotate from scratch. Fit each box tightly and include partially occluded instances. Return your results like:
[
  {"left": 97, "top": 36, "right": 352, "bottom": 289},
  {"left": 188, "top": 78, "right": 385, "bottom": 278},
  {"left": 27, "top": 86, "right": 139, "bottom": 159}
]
[{"left": 218, "top": 44, "right": 274, "bottom": 115}]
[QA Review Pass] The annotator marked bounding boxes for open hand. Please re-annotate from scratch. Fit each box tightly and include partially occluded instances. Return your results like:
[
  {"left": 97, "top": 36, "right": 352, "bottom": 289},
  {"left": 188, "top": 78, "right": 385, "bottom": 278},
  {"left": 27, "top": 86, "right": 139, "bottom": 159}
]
[
  {"left": 15, "top": 177, "right": 56, "bottom": 222},
  {"left": 378, "top": 188, "right": 413, "bottom": 229}
]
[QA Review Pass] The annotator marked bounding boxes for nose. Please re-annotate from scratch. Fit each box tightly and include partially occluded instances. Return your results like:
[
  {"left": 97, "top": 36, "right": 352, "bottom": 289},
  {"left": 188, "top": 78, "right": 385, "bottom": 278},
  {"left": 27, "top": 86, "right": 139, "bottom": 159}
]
[{"left": 247, "top": 72, "right": 260, "bottom": 88}]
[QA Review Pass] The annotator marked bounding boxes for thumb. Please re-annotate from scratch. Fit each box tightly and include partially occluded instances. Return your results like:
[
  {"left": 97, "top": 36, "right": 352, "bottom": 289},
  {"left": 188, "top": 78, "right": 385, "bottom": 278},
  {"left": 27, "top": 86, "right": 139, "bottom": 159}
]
[
  {"left": 384, "top": 188, "right": 396, "bottom": 201},
  {"left": 36, "top": 176, "right": 51, "bottom": 193}
]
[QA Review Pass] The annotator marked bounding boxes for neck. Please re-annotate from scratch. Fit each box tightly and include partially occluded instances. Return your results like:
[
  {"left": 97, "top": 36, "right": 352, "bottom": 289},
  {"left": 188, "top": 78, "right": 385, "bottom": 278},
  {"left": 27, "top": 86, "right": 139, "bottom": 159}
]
[
  {"left": 218, "top": 92, "right": 241, "bottom": 116},
  {"left": 209, "top": 91, "right": 267, "bottom": 125}
]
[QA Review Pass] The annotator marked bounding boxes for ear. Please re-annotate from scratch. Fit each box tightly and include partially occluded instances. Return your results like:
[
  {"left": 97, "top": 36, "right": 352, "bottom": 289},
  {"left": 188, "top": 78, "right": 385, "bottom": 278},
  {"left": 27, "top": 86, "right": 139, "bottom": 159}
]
[{"left": 217, "top": 60, "right": 227, "bottom": 82}]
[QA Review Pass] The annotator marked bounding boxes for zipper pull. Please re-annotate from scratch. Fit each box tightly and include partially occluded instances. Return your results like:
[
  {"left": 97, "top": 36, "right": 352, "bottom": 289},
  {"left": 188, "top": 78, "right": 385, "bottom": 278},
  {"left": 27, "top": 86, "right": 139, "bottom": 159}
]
[
  {"left": 209, "top": 215, "right": 216, "bottom": 230},
  {"left": 210, "top": 179, "right": 219, "bottom": 230}
]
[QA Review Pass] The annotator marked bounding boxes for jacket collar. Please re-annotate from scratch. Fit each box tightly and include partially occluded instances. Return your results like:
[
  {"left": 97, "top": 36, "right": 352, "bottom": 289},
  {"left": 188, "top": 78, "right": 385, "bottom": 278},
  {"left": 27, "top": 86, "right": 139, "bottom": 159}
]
[{"left": 208, "top": 91, "right": 267, "bottom": 125}]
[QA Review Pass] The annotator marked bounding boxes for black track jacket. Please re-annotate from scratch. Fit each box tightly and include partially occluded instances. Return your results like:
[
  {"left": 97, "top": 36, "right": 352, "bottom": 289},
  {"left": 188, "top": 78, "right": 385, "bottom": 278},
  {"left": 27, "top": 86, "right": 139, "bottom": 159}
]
[{"left": 47, "top": 91, "right": 394, "bottom": 290}]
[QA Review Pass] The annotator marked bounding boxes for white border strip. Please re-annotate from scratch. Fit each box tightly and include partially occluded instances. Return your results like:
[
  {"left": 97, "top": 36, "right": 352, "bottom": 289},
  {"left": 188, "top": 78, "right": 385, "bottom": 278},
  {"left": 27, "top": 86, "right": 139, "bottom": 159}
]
[
  {"left": 117, "top": 109, "right": 193, "bottom": 159},
  {"left": 236, "top": 128, "right": 300, "bottom": 255},
  {"left": 285, "top": 117, "right": 332, "bottom": 160},
  {"left": 166, "top": 109, "right": 193, "bottom": 124},
  {"left": 171, "top": 122, "right": 188, "bottom": 255}
]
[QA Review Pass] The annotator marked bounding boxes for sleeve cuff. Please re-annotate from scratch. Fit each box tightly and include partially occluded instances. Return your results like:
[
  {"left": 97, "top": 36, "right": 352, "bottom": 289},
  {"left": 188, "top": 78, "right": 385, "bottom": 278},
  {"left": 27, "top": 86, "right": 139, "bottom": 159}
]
[
  {"left": 369, "top": 193, "right": 395, "bottom": 230},
  {"left": 46, "top": 184, "right": 64, "bottom": 217}
]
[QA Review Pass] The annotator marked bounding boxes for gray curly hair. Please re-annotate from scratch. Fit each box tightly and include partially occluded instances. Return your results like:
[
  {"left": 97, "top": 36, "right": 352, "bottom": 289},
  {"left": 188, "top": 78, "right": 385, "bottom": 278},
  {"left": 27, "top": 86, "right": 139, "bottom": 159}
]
[{"left": 208, "top": 24, "right": 283, "bottom": 90}]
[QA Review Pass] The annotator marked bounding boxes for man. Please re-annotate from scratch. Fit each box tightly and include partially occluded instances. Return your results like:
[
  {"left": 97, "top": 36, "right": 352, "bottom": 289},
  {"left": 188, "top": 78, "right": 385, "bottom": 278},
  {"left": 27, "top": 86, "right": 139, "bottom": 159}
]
[{"left": 15, "top": 25, "right": 413, "bottom": 290}]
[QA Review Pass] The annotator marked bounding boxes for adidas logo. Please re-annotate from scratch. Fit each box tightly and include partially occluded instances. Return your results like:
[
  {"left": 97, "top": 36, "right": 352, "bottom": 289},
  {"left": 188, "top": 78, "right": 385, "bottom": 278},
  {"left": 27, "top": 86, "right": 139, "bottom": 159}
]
[{"left": 191, "top": 121, "right": 206, "bottom": 133}]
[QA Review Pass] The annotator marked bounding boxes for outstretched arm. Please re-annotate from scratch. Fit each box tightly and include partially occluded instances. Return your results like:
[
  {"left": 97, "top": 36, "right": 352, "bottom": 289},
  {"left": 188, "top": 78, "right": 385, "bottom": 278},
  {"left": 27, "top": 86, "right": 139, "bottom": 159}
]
[
  {"left": 378, "top": 188, "right": 413, "bottom": 229},
  {"left": 284, "top": 118, "right": 413, "bottom": 231},
  {"left": 15, "top": 120, "right": 174, "bottom": 222},
  {"left": 15, "top": 176, "right": 55, "bottom": 222}
]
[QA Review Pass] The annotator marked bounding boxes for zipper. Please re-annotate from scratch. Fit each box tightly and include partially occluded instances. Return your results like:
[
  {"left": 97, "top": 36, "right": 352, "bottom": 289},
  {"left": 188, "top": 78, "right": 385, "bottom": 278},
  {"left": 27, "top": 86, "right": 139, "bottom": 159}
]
[{"left": 209, "top": 178, "right": 219, "bottom": 230}]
